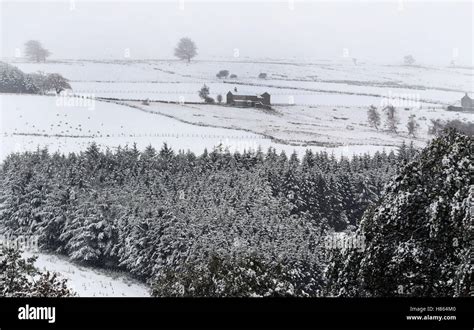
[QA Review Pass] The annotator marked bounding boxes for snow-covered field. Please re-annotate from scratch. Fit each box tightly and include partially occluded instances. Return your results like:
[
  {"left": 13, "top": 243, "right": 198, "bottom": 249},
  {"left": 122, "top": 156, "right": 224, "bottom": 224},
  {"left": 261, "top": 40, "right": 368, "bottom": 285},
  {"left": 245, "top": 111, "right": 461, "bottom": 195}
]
[
  {"left": 1, "top": 58, "right": 473, "bottom": 160},
  {"left": 9, "top": 58, "right": 473, "bottom": 106},
  {"left": 0, "top": 58, "right": 473, "bottom": 157},
  {"left": 0, "top": 93, "right": 399, "bottom": 161},
  {"left": 125, "top": 99, "right": 473, "bottom": 147},
  {"left": 23, "top": 250, "right": 150, "bottom": 297}
]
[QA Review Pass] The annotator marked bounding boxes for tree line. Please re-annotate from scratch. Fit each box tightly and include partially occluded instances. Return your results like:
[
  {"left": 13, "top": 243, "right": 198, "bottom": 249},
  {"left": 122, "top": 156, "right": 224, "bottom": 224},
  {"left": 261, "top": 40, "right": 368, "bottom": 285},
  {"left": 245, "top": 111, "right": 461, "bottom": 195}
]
[
  {"left": 1, "top": 131, "right": 470, "bottom": 297},
  {"left": 0, "top": 62, "right": 70, "bottom": 94},
  {"left": 0, "top": 144, "right": 413, "bottom": 296}
]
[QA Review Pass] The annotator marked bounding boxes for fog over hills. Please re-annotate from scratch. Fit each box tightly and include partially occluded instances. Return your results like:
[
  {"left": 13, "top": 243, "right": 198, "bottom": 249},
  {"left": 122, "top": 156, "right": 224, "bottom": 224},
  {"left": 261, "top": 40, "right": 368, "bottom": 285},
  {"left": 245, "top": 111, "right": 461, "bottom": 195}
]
[{"left": 1, "top": 0, "right": 473, "bottom": 65}]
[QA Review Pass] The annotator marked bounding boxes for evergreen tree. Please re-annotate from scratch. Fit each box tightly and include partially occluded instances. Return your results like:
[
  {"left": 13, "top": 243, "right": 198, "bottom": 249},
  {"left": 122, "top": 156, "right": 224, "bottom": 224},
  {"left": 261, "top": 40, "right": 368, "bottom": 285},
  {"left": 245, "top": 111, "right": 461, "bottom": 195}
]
[
  {"left": 330, "top": 130, "right": 472, "bottom": 297},
  {"left": 0, "top": 247, "right": 74, "bottom": 297}
]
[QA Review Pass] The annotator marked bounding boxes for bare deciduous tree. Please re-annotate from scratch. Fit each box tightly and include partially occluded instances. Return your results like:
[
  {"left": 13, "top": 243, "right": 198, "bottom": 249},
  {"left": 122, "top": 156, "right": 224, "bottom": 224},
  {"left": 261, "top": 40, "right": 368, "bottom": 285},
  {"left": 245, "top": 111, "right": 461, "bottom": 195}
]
[
  {"left": 174, "top": 37, "right": 197, "bottom": 62},
  {"left": 384, "top": 105, "right": 399, "bottom": 133},
  {"left": 367, "top": 105, "right": 381, "bottom": 130},
  {"left": 403, "top": 55, "right": 415, "bottom": 66},
  {"left": 24, "top": 40, "right": 51, "bottom": 63}
]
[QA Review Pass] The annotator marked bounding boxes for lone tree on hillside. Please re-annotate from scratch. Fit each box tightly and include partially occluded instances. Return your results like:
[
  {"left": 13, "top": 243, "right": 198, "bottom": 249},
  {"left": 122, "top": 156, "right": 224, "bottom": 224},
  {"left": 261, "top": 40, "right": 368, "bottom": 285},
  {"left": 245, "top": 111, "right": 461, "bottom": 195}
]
[
  {"left": 407, "top": 115, "right": 419, "bottom": 137},
  {"left": 403, "top": 55, "right": 415, "bottom": 66},
  {"left": 174, "top": 38, "right": 197, "bottom": 62},
  {"left": 384, "top": 105, "right": 399, "bottom": 133},
  {"left": 24, "top": 40, "right": 51, "bottom": 62},
  {"left": 367, "top": 105, "right": 381, "bottom": 130},
  {"left": 216, "top": 70, "right": 230, "bottom": 79}
]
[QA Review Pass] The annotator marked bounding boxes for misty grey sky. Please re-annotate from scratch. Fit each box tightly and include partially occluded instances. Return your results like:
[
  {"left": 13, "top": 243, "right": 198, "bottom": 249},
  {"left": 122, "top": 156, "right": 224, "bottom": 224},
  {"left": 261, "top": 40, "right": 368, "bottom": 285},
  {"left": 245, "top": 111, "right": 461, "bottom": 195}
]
[{"left": 1, "top": 0, "right": 473, "bottom": 65}]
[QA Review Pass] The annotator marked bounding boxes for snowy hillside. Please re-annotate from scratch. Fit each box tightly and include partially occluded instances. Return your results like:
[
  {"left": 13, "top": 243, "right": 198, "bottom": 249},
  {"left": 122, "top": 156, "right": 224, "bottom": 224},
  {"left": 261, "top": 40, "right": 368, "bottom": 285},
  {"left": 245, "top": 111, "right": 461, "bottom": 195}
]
[
  {"left": 0, "top": 93, "right": 398, "bottom": 162},
  {"left": 124, "top": 99, "right": 472, "bottom": 147},
  {"left": 9, "top": 58, "right": 473, "bottom": 106},
  {"left": 2, "top": 58, "right": 471, "bottom": 159}
]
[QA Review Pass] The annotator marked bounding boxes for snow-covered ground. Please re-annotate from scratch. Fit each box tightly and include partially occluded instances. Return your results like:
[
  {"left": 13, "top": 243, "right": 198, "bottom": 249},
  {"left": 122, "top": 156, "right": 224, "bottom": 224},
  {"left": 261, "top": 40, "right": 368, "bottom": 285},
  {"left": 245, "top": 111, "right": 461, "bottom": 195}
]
[
  {"left": 124, "top": 99, "right": 473, "bottom": 148},
  {"left": 0, "top": 93, "right": 399, "bottom": 161},
  {"left": 23, "top": 250, "right": 150, "bottom": 297},
  {"left": 1, "top": 58, "right": 473, "bottom": 159},
  {"left": 8, "top": 58, "right": 473, "bottom": 106}
]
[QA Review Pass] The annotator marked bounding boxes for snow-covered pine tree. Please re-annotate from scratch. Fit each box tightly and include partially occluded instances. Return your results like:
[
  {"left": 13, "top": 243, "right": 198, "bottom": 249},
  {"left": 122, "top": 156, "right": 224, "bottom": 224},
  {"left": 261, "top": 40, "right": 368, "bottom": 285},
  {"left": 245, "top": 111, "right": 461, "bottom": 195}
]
[
  {"left": 0, "top": 247, "right": 74, "bottom": 297},
  {"left": 330, "top": 130, "right": 472, "bottom": 297}
]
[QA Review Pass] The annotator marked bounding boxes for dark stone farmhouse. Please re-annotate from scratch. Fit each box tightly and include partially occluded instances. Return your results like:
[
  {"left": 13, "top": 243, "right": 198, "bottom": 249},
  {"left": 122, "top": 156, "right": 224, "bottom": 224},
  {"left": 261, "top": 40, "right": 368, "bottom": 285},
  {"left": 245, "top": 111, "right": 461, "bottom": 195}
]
[
  {"left": 447, "top": 93, "right": 474, "bottom": 113},
  {"left": 226, "top": 91, "right": 271, "bottom": 109}
]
